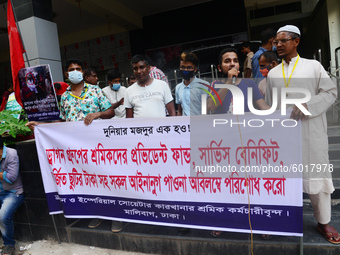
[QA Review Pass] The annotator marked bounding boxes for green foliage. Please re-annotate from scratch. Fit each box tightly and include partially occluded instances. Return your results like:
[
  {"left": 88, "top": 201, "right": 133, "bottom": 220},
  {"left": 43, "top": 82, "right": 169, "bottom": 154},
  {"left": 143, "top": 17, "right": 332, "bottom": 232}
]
[{"left": 0, "top": 109, "right": 31, "bottom": 138}]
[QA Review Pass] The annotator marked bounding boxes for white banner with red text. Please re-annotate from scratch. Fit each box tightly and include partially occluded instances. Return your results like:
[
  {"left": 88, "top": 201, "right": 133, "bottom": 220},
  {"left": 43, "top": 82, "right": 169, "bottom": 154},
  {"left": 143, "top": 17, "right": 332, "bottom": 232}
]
[{"left": 34, "top": 112, "right": 303, "bottom": 236}]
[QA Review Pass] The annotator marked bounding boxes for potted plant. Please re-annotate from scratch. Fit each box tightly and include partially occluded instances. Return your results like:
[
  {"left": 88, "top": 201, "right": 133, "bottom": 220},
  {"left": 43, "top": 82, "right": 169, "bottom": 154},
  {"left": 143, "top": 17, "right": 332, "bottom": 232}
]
[{"left": 0, "top": 109, "right": 33, "bottom": 147}]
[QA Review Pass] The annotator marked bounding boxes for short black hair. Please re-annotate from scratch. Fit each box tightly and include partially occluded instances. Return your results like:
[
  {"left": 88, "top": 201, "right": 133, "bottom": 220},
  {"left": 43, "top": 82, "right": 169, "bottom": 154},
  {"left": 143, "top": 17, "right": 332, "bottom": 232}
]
[
  {"left": 180, "top": 51, "right": 199, "bottom": 67},
  {"left": 83, "top": 67, "right": 96, "bottom": 78},
  {"left": 218, "top": 48, "right": 238, "bottom": 66},
  {"left": 145, "top": 55, "right": 154, "bottom": 66},
  {"left": 128, "top": 75, "right": 136, "bottom": 82},
  {"left": 65, "top": 59, "right": 84, "bottom": 71},
  {"left": 258, "top": 50, "right": 279, "bottom": 63},
  {"left": 106, "top": 69, "right": 121, "bottom": 81},
  {"left": 261, "top": 28, "right": 276, "bottom": 44},
  {"left": 0, "top": 136, "right": 3, "bottom": 148},
  {"left": 241, "top": 41, "right": 251, "bottom": 48},
  {"left": 131, "top": 54, "right": 150, "bottom": 66}
]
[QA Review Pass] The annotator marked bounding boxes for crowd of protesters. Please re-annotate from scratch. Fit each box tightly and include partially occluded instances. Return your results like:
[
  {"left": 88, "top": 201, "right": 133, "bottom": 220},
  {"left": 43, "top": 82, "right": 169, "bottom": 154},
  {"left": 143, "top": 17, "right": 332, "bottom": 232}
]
[{"left": 0, "top": 24, "right": 338, "bottom": 255}]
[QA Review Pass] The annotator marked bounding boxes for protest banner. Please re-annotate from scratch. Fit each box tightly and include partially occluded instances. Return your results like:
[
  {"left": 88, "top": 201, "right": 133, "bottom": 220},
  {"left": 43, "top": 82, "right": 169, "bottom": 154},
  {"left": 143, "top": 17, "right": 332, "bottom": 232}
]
[
  {"left": 18, "top": 65, "right": 60, "bottom": 121},
  {"left": 34, "top": 112, "right": 303, "bottom": 236}
]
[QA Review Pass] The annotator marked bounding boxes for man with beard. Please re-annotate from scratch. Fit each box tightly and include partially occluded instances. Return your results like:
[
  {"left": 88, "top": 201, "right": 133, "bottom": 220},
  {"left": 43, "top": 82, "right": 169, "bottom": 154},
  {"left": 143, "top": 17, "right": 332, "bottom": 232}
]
[
  {"left": 175, "top": 51, "right": 209, "bottom": 116},
  {"left": 207, "top": 48, "right": 269, "bottom": 114},
  {"left": 266, "top": 25, "right": 339, "bottom": 244}
]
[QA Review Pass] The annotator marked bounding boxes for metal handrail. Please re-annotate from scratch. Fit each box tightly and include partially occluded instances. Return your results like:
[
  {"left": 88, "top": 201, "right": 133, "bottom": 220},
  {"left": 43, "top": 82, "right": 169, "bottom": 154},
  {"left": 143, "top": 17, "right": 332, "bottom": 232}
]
[
  {"left": 313, "top": 48, "right": 322, "bottom": 63},
  {"left": 331, "top": 46, "right": 340, "bottom": 120}
]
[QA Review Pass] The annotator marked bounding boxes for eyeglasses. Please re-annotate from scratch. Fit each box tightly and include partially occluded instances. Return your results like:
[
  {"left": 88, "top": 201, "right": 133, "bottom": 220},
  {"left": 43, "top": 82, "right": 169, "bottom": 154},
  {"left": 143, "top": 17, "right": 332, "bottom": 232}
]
[
  {"left": 272, "top": 38, "right": 294, "bottom": 46},
  {"left": 180, "top": 66, "right": 195, "bottom": 71}
]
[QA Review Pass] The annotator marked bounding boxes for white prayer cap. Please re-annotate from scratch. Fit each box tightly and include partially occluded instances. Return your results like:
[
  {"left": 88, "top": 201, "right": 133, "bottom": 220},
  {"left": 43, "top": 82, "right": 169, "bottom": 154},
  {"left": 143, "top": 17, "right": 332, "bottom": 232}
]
[{"left": 277, "top": 25, "right": 300, "bottom": 36}]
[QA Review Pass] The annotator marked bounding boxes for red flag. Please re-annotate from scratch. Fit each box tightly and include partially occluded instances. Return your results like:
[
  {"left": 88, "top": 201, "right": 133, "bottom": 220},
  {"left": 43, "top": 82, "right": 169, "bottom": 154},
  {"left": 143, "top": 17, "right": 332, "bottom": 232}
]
[{"left": 7, "top": 0, "right": 25, "bottom": 107}]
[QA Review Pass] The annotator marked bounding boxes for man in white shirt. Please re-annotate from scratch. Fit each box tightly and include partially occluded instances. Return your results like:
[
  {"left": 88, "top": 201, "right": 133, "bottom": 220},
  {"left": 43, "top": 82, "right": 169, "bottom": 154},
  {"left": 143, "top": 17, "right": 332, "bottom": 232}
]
[
  {"left": 266, "top": 25, "right": 339, "bottom": 244},
  {"left": 124, "top": 55, "right": 175, "bottom": 118},
  {"left": 102, "top": 69, "right": 126, "bottom": 118}
]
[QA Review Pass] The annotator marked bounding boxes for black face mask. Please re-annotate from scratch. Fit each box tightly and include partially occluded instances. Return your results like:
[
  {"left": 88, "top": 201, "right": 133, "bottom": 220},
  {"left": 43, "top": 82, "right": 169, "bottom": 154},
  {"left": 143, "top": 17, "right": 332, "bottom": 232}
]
[{"left": 180, "top": 70, "right": 195, "bottom": 81}]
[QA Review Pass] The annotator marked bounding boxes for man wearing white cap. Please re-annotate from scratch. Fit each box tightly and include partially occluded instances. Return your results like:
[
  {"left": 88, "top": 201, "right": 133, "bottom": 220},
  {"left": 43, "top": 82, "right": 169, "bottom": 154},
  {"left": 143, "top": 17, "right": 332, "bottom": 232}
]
[{"left": 265, "top": 25, "right": 339, "bottom": 244}]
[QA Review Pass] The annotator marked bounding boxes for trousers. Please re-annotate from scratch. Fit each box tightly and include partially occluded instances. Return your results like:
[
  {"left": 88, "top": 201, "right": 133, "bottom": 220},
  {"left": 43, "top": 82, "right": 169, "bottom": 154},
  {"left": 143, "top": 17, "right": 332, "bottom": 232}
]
[
  {"left": 309, "top": 192, "right": 331, "bottom": 224},
  {"left": 0, "top": 191, "right": 25, "bottom": 246}
]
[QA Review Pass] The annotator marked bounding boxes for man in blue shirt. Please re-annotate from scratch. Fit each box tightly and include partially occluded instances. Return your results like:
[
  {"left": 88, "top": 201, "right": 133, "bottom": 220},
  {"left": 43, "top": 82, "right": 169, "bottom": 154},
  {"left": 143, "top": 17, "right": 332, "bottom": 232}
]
[
  {"left": 251, "top": 28, "right": 276, "bottom": 84},
  {"left": 175, "top": 52, "right": 209, "bottom": 116},
  {"left": 0, "top": 137, "right": 24, "bottom": 255}
]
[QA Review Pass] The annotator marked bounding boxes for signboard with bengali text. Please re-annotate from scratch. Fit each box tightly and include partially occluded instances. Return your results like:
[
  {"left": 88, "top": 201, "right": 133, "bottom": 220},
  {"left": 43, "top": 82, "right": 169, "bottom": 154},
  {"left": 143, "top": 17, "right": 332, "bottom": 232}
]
[{"left": 34, "top": 113, "right": 303, "bottom": 236}]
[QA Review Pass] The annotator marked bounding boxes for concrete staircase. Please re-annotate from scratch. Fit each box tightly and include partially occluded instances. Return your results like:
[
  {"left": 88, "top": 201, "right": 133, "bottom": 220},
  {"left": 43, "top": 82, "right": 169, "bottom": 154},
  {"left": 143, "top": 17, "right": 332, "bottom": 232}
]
[
  {"left": 329, "top": 126, "right": 340, "bottom": 200},
  {"left": 329, "top": 126, "right": 340, "bottom": 179}
]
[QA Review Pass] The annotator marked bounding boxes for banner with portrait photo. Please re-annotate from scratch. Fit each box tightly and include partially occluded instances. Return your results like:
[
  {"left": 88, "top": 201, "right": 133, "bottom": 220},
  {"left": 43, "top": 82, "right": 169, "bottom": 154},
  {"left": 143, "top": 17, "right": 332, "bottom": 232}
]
[
  {"left": 18, "top": 65, "right": 60, "bottom": 121},
  {"left": 34, "top": 113, "right": 303, "bottom": 236}
]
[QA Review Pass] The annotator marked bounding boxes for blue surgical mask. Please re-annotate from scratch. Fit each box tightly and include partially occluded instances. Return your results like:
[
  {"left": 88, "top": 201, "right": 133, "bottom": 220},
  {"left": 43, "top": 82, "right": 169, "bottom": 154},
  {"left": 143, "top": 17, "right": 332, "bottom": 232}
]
[
  {"left": 111, "top": 83, "right": 121, "bottom": 91},
  {"left": 68, "top": 70, "right": 83, "bottom": 84}
]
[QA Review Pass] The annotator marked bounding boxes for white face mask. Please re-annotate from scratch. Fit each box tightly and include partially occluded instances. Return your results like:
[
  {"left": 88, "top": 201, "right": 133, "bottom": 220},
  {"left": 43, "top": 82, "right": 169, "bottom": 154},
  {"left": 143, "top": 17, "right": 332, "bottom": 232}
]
[{"left": 68, "top": 70, "right": 83, "bottom": 84}]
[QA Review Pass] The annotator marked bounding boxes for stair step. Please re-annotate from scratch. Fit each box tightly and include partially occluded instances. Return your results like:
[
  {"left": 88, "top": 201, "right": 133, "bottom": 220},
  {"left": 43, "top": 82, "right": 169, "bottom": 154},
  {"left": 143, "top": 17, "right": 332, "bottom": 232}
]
[
  {"left": 328, "top": 143, "right": 340, "bottom": 160},
  {"left": 328, "top": 126, "right": 340, "bottom": 144},
  {"left": 330, "top": 160, "right": 340, "bottom": 179},
  {"left": 65, "top": 202, "right": 340, "bottom": 255}
]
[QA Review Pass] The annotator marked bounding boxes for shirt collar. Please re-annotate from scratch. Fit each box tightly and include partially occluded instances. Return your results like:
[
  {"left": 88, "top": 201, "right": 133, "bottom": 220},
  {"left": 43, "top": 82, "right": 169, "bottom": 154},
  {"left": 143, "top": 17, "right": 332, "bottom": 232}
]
[
  {"left": 183, "top": 76, "right": 198, "bottom": 88},
  {"left": 1, "top": 146, "right": 7, "bottom": 159},
  {"left": 283, "top": 55, "right": 299, "bottom": 65},
  {"left": 66, "top": 82, "right": 89, "bottom": 91}
]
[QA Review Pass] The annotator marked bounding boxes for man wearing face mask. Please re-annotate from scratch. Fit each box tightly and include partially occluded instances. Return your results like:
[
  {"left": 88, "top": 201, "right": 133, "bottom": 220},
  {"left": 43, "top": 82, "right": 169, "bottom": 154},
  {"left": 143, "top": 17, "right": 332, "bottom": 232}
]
[
  {"left": 26, "top": 59, "right": 114, "bottom": 128},
  {"left": 175, "top": 52, "right": 209, "bottom": 116},
  {"left": 102, "top": 69, "right": 126, "bottom": 118},
  {"left": 257, "top": 51, "right": 279, "bottom": 96},
  {"left": 251, "top": 28, "right": 276, "bottom": 84},
  {"left": 59, "top": 59, "right": 115, "bottom": 124}
]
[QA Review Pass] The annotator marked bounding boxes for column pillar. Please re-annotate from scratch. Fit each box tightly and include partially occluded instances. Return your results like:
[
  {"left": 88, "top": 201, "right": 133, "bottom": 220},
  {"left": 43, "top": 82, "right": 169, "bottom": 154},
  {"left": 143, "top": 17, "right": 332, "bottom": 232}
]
[
  {"left": 326, "top": 0, "right": 340, "bottom": 76},
  {"left": 12, "top": 0, "right": 63, "bottom": 82}
]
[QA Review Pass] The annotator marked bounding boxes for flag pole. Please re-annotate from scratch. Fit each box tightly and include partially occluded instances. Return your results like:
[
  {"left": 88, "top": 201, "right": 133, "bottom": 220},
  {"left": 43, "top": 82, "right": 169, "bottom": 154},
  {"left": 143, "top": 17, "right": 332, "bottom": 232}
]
[{"left": 9, "top": 0, "right": 30, "bottom": 67}]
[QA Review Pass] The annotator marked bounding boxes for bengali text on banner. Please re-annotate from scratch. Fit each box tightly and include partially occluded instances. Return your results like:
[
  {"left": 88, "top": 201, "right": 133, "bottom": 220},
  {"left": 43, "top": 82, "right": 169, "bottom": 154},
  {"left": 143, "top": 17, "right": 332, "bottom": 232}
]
[{"left": 34, "top": 112, "right": 303, "bottom": 236}]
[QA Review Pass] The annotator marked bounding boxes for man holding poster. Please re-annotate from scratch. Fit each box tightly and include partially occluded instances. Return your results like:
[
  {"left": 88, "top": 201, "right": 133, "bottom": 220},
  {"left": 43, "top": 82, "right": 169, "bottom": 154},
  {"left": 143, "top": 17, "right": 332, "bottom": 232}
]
[
  {"left": 26, "top": 59, "right": 115, "bottom": 127},
  {"left": 266, "top": 25, "right": 339, "bottom": 244},
  {"left": 60, "top": 59, "right": 115, "bottom": 125},
  {"left": 18, "top": 65, "right": 60, "bottom": 121}
]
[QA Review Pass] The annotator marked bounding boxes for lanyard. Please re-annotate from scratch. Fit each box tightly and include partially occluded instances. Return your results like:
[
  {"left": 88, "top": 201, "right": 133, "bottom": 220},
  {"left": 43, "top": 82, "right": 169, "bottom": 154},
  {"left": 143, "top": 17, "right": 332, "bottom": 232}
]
[
  {"left": 282, "top": 54, "right": 299, "bottom": 88},
  {"left": 70, "top": 87, "right": 87, "bottom": 100}
]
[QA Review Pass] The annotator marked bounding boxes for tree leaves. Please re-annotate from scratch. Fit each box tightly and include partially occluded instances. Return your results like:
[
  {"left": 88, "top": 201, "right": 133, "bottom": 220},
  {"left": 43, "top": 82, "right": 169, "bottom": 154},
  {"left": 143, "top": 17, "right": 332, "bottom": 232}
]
[{"left": 0, "top": 110, "right": 31, "bottom": 138}]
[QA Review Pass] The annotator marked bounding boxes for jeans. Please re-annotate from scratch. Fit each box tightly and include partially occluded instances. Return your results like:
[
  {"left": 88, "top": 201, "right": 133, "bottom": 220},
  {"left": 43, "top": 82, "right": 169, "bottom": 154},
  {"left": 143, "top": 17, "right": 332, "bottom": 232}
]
[{"left": 0, "top": 191, "right": 25, "bottom": 246}]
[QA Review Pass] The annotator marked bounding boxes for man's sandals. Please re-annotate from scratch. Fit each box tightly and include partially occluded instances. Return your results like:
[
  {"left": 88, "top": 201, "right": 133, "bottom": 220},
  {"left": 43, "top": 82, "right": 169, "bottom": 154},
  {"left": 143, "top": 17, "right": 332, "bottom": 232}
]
[{"left": 317, "top": 224, "right": 340, "bottom": 244}]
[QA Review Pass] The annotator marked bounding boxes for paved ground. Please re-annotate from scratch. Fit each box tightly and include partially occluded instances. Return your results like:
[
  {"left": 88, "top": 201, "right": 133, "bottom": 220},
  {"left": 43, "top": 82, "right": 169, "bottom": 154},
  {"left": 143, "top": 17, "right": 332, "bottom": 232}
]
[{"left": 5, "top": 240, "right": 155, "bottom": 255}]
